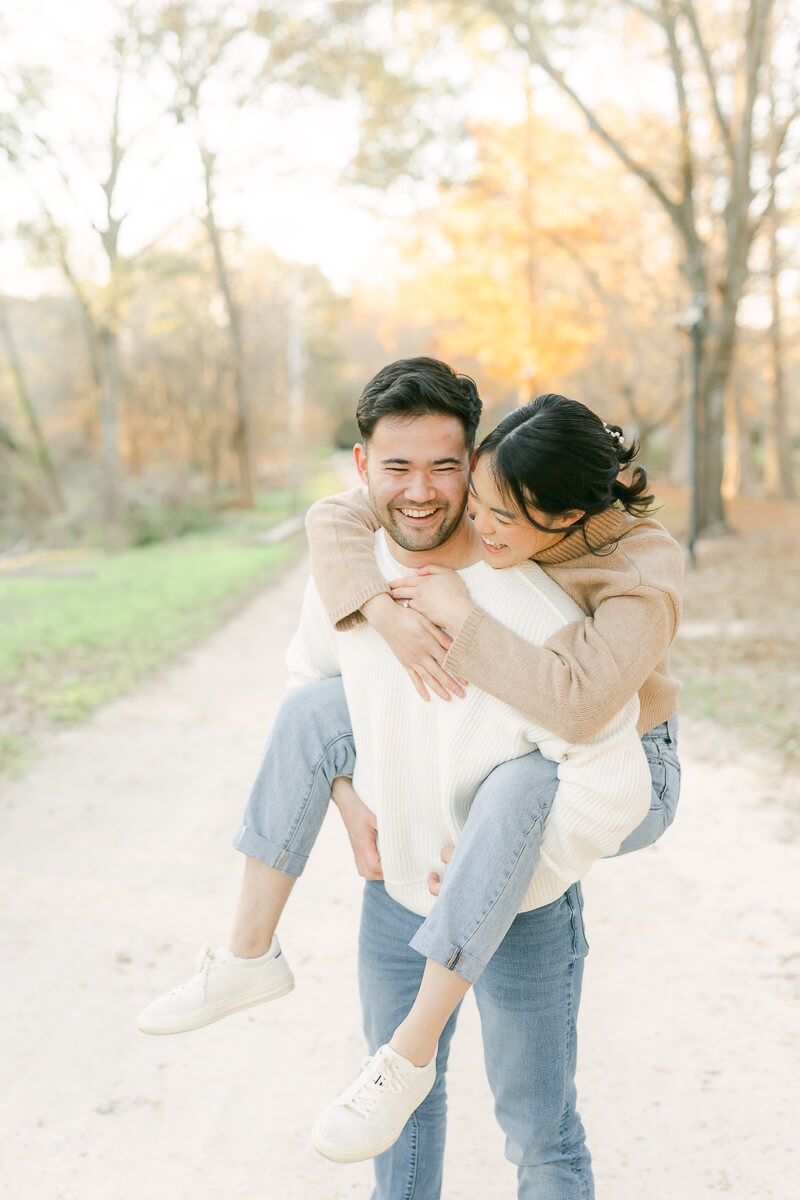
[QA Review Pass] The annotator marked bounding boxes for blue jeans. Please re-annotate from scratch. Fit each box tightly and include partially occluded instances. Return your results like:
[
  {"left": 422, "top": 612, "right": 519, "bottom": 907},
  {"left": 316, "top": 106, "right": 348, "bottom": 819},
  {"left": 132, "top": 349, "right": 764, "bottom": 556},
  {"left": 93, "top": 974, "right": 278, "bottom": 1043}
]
[
  {"left": 360, "top": 879, "right": 592, "bottom": 1199},
  {"left": 234, "top": 677, "right": 680, "bottom": 983}
]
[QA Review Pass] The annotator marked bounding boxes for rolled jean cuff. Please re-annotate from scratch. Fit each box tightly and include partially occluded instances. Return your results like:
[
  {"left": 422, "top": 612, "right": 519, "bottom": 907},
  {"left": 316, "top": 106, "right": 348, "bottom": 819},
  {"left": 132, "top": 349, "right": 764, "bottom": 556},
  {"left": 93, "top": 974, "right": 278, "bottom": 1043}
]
[
  {"left": 409, "top": 924, "right": 486, "bottom": 985},
  {"left": 232, "top": 824, "right": 309, "bottom": 878}
]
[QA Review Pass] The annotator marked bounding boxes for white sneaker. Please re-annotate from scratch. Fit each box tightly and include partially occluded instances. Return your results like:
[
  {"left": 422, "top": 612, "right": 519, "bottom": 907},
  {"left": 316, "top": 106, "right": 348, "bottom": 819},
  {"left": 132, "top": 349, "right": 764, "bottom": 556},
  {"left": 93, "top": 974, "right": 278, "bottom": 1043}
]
[
  {"left": 311, "top": 1043, "right": 436, "bottom": 1163},
  {"left": 137, "top": 936, "right": 294, "bottom": 1035}
]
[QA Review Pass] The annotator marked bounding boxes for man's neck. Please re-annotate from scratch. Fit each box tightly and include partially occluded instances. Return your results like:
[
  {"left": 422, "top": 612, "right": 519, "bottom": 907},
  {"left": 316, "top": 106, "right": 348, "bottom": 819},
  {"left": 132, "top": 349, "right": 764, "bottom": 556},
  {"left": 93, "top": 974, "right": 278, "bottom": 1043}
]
[{"left": 382, "top": 516, "right": 484, "bottom": 570}]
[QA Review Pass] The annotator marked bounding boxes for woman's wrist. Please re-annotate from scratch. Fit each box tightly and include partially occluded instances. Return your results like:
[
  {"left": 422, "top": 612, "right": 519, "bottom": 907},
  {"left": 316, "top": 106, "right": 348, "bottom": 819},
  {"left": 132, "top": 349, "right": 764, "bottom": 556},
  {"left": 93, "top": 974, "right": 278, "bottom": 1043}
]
[
  {"left": 331, "top": 775, "right": 356, "bottom": 809},
  {"left": 360, "top": 592, "right": 396, "bottom": 630},
  {"left": 443, "top": 597, "right": 477, "bottom": 636}
]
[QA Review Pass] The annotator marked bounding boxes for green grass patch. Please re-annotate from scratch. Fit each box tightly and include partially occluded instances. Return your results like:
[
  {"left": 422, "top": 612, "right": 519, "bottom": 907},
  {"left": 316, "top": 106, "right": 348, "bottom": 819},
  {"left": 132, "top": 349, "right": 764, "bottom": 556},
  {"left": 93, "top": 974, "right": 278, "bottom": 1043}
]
[
  {"left": 0, "top": 470, "right": 342, "bottom": 778},
  {"left": 0, "top": 536, "right": 295, "bottom": 729}
]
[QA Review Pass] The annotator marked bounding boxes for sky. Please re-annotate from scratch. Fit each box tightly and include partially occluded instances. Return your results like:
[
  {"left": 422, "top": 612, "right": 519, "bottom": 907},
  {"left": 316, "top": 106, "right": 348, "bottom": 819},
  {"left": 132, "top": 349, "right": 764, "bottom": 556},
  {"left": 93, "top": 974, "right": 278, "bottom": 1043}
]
[
  {"left": 1, "top": 0, "right": 678, "bottom": 298},
  {"left": 2, "top": 0, "right": 395, "bottom": 293}
]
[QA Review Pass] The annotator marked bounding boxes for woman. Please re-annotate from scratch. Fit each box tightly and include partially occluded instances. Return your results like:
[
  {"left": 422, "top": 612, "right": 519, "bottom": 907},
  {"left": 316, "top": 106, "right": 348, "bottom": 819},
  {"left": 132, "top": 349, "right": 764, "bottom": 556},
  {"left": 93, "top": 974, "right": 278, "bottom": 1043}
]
[{"left": 138, "top": 391, "right": 682, "bottom": 1163}]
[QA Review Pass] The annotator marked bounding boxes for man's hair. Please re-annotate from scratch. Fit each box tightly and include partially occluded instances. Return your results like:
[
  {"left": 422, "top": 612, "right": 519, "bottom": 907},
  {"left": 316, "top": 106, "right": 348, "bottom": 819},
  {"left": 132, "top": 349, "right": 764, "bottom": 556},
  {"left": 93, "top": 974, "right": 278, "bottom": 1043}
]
[{"left": 356, "top": 357, "right": 482, "bottom": 451}]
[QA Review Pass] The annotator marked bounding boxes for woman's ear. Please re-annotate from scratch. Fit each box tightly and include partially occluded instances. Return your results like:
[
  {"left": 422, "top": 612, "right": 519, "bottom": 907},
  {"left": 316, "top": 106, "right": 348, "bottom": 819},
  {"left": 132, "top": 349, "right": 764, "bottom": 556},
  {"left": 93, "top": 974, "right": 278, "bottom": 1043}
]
[{"left": 559, "top": 509, "right": 585, "bottom": 529}]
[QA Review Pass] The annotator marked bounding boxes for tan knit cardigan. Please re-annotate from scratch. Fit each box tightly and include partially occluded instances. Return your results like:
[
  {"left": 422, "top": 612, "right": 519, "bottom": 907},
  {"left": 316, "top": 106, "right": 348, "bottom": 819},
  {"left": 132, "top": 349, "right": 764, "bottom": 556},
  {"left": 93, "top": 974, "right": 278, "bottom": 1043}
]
[{"left": 306, "top": 488, "right": 684, "bottom": 741}]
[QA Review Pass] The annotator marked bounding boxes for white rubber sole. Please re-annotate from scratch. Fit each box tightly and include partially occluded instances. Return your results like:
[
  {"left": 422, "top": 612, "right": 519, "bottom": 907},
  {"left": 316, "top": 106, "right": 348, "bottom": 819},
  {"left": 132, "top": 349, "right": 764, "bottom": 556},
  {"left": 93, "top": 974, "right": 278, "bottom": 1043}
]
[
  {"left": 137, "top": 969, "right": 295, "bottom": 1035},
  {"left": 310, "top": 1068, "right": 436, "bottom": 1163},
  {"left": 310, "top": 1119, "right": 406, "bottom": 1164}
]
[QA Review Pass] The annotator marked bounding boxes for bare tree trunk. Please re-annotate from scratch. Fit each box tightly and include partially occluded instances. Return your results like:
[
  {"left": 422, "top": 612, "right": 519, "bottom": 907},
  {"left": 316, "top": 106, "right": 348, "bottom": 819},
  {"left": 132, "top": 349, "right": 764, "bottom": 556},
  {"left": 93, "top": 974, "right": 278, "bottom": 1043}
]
[
  {"left": 202, "top": 148, "right": 255, "bottom": 508},
  {"left": 699, "top": 322, "right": 733, "bottom": 531},
  {"left": 99, "top": 323, "right": 124, "bottom": 540},
  {"left": 763, "top": 120, "right": 795, "bottom": 497},
  {"left": 722, "top": 371, "right": 757, "bottom": 498},
  {"left": 0, "top": 296, "right": 64, "bottom": 511}
]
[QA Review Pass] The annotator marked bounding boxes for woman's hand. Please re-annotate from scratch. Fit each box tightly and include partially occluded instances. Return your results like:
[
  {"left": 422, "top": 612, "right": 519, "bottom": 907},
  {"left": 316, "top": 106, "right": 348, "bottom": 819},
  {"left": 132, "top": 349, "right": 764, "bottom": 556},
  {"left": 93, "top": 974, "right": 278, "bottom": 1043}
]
[
  {"left": 388, "top": 565, "right": 474, "bottom": 633},
  {"left": 361, "top": 593, "right": 467, "bottom": 702},
  {"left": 332, "top": 776, "right": 383, "bottom": 880}
]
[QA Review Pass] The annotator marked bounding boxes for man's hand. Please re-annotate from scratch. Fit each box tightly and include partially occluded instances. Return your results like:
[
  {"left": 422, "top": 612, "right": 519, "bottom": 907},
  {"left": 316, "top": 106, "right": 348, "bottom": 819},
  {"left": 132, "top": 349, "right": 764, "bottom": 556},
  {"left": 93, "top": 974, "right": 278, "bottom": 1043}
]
[
  {"left": 427, "top": 845, "right": 454, "bottom": 896},
  {"left": 388, "top": 565, "right": 475, "bottom": 633},
  {"left": 332, "top": 776, "right": 383, "bottom": 880},
  {"left": 361, "top": 593, "right": 466, "bottom": 703}
]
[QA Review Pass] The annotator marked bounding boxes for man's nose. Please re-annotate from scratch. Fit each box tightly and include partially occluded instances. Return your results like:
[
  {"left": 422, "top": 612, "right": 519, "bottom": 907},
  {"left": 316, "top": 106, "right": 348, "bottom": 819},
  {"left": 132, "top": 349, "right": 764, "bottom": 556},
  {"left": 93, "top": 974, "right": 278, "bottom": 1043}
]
[{"left": 403, "top": 473, "right": 438, "bottom": 502}]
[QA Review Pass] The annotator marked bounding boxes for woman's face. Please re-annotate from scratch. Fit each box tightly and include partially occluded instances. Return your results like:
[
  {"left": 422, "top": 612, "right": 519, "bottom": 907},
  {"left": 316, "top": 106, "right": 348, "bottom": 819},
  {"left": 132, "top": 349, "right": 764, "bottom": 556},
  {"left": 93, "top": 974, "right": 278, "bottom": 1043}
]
[{"left": 468, "top": 455, "right": 582, "bottom": 567}]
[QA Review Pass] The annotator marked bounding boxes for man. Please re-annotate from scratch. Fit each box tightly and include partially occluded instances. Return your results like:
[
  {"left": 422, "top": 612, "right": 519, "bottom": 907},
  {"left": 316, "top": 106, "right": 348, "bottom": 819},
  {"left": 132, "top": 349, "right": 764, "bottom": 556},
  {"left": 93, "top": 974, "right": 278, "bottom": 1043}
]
[{"left": 286, "top": 358, "right": 651, "bottom": 1197}]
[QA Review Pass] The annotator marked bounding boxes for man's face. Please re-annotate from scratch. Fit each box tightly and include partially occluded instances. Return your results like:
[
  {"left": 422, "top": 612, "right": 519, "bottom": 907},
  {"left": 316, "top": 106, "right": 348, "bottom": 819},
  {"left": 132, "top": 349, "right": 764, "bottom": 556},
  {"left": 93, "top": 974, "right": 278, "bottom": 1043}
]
[{"left": 354, "top": 414, "right": 471, "bottom": 553}]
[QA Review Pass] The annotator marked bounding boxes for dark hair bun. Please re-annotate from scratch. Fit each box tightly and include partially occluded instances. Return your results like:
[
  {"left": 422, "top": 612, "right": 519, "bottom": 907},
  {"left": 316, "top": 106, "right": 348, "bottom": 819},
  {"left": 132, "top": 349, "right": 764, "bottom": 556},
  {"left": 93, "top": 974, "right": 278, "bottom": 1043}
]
[{"left": 476, "top": 393, "right": 654, "bottom": 534}]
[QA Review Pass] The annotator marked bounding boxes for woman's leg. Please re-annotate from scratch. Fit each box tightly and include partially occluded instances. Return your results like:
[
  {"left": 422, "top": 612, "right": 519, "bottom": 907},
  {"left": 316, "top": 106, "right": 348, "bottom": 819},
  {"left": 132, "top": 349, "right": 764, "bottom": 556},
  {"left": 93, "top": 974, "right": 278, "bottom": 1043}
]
[
  {"left": 409, "top": 749, "right": 559, "bottom": 983},
  {"left": 391, "top": 720, "right": 681, "bottom": 1063},
  {"left": 386, "top": 750, "right": 558, "bottom": 1064},
  {"left": 137, "top": 676, "right": 355, "bottom": 1034},
  {"left": 614, "top": 716, "right": 680, "bottom": 855},
  {"left": 229, "top": 676, "right": 356, "bottom": 955}
]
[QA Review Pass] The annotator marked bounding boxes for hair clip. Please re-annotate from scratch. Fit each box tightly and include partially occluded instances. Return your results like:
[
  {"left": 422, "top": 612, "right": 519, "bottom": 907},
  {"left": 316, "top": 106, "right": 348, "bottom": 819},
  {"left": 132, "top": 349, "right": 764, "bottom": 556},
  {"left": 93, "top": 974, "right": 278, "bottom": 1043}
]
[{"left": 603, "top": 422, "right": 624, "bottom": 445}]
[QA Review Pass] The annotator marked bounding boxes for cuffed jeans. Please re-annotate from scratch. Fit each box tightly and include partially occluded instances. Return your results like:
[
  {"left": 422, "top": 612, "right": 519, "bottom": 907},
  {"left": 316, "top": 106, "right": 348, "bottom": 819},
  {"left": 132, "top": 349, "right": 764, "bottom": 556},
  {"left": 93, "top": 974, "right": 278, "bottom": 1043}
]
[
  {"left": 360, "top": 879, "right": 592, "bottom": 1199},
  {"left": 234, "top": 676, "right": 680, "bottom": 984}
]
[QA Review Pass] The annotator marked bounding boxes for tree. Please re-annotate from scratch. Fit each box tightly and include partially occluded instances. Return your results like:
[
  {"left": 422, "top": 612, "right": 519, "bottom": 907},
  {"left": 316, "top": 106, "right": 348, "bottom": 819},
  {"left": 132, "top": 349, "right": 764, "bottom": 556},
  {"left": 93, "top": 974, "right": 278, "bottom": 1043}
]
[
  {"left": 427, "top": 0, "right": 780, "bottom": 534},
  {"left": 385, "top": 110, "right": 686, "bottom": 455},
  {"left": 21, "top": 10, "right": 158, "bottom": 543},
  {"left": 761, "top": 6, "right": 799, "bottom": 498},
  {"left": 0, "top": 29, "right": 64, "bottom": 512},
  {"left": 146, "top": 0, "right": 377, "bottom": 506}
]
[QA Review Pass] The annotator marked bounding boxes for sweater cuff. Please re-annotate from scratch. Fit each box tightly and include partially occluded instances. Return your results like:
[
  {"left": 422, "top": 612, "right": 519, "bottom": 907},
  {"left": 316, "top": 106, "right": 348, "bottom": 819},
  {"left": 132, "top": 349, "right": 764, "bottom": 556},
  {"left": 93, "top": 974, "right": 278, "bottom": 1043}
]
[
  {"left": 443, "top": 606, "right": 486, "bottom": 676},
  {"left": 332, "top": 582, "right": 390, "bottom": 632}
]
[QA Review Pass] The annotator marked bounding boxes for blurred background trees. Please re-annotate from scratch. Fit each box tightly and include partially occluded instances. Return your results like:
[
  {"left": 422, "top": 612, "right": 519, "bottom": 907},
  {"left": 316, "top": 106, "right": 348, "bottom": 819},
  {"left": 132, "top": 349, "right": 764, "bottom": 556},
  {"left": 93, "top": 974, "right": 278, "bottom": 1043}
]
[{"left": 0, "top": 0, "right": 797, "bottom": 550}]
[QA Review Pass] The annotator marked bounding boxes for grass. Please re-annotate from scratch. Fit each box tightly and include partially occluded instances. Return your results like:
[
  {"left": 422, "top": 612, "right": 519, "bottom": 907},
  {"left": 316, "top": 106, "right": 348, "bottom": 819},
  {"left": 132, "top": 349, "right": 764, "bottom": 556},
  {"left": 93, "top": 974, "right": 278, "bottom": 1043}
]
[
  {"left": 653, "top": 483, "right": 800, "bottom": 769},
  {"left": 0, "top": 468, "right": 339, "bottom": 776}
]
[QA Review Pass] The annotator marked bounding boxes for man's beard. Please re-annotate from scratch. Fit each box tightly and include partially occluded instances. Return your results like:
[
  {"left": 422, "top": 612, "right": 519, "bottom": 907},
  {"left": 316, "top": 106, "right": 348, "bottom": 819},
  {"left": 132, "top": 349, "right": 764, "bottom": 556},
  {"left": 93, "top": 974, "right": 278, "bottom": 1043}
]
[{"left": 371, "top": 490, "right": 468, "bottom": 553}]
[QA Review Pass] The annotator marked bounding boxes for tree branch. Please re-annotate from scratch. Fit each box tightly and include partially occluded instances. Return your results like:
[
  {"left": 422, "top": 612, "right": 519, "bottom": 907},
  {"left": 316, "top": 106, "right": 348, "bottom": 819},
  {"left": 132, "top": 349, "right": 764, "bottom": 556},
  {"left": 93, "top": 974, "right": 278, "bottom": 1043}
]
[
  {"left": 679, "top": 0, "right": 734, "bottom": 157},
  {"left": 660, "top": 1, "right": 695, "bottom": 217},
  {"left": 499, "top": 14, "right": 683, "bottom": 223}
]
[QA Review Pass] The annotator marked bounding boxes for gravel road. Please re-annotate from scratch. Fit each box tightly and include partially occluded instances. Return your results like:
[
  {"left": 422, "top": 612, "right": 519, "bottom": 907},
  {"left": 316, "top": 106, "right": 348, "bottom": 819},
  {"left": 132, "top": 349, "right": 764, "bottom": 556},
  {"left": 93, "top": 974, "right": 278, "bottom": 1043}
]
[{"left": 2, "top": 555, "right": 797, "bottom": 1199}]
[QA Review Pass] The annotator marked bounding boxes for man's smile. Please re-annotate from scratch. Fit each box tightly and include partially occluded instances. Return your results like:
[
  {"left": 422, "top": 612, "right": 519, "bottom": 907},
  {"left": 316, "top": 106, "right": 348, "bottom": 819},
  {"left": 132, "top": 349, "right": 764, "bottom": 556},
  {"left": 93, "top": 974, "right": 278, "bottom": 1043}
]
[{"left": 394, "top": 506, "right": 442, "bottom": 525}]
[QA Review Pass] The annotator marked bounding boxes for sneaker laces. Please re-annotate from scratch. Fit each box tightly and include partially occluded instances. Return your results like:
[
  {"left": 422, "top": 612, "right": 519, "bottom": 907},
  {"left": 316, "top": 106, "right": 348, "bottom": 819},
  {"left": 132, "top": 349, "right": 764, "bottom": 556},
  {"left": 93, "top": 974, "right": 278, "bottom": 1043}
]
[
  {"left": 168, "top": 945, "right": 215, "bottom": 997},
  {"left": 342, "top": 1049, "right": 411, "bottom": 1120}
]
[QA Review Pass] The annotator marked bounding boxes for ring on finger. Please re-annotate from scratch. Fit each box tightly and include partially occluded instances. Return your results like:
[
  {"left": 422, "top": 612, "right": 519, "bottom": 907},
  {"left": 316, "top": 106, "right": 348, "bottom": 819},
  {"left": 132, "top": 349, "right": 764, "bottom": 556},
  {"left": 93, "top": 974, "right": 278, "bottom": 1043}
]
[{"left": 402, "top": 599, "right": 410, "bottom": 608}]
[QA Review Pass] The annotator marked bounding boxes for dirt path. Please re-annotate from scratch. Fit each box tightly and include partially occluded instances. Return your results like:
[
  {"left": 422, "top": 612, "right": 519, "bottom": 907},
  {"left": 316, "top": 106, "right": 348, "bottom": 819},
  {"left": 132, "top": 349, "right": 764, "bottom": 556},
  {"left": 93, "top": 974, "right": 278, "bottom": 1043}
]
[{"left": 1, "top": 556, "right": 797, "bottom": 1199}]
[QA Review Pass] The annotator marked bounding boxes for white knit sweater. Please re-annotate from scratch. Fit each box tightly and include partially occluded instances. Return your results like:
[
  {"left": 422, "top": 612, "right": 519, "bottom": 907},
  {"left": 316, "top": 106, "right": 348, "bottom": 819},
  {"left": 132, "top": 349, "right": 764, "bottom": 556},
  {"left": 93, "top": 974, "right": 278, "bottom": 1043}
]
[{"left": 287, "top": 532, "right": 651, "bottom": 917}]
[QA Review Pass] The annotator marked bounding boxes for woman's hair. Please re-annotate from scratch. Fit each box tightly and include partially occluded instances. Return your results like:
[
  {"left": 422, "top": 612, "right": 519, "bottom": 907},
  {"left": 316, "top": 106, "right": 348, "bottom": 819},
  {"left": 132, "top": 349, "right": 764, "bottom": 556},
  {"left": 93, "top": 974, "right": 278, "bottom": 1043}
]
[{"left": 475, "top": 393, "right": 654, "bottom": 538}]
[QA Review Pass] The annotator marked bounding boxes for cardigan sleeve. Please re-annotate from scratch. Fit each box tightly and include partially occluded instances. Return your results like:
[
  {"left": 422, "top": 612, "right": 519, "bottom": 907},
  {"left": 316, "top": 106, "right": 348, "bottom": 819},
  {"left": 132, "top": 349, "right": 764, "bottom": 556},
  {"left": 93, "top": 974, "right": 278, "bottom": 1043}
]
[
  {"left": 305, "top": 488, "right": 386, "bottom": 631},
  {"left": 444, "top": 582, "right": 680, "bottom": 744}
]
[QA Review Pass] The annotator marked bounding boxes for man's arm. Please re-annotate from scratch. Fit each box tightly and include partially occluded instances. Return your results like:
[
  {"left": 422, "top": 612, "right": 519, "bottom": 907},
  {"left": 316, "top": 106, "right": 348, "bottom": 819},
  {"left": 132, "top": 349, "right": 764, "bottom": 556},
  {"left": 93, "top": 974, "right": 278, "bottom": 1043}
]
[{"left": 285, "top": 579, "right": 383, "bottom": 879}]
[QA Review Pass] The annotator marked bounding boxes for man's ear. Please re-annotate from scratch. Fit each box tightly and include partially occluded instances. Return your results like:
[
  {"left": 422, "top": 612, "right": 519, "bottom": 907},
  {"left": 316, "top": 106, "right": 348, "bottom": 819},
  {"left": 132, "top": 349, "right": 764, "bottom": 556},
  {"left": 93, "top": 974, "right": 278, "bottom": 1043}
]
[
  {"left": 354, "top": 443, "right": 368, "bottom": 484},
  {"left": 469, "top": 451, "right": 478, "bottom": 471}
]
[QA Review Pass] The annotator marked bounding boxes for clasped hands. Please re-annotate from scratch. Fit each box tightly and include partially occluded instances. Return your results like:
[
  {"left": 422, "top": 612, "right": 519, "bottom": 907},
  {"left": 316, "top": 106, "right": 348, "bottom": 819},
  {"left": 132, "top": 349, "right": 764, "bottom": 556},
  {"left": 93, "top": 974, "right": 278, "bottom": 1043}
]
[
  {"left": 332, "top": 775, "right": 452, "bottom": 895},
  {"left": 362, "top": 565, "right": 474, "bottom": 703}
]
